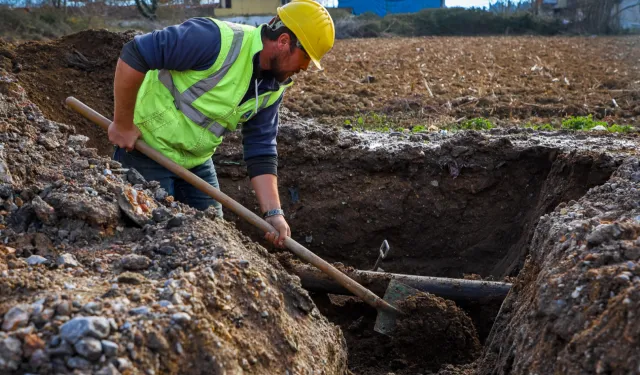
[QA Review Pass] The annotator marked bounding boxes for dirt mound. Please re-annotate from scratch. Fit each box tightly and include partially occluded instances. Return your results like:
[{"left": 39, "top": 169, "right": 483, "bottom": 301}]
[
  {"left": 0, "top": 70, "right": 347, "bottom": 374},
  {"left": 477, "top": 157, "right": 640, "bottom": 374},
  {"left": 394, "top": 293, "right": 481, "bottom": 369},
  {"left": 314, "top": 292, "right": 479, "bottom": 375},
  {"left": 2, "top": 29, "right": 137, "bottom": 156}
]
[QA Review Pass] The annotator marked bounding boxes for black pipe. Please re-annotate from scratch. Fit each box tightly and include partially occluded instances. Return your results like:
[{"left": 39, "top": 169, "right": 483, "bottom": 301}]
[{"left": 291, "top": 265, "right": 512, "bottom": 303}]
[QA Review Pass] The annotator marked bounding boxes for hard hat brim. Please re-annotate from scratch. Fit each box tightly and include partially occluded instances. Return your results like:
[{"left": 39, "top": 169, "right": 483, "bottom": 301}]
[
  {"left": 310, "top": 56, "right": 323, "bottom": 70},
  {"left": 277, "top": 3, "right": 331, "bottom": 71}
]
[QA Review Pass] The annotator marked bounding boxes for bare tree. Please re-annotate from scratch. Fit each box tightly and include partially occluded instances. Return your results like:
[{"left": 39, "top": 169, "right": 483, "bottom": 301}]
[
  {"left": 569, "top": 0, "right": 623, "bottom": 33},
  {"left": 135, "top": 0, "right": 157, "bottom": 19}
]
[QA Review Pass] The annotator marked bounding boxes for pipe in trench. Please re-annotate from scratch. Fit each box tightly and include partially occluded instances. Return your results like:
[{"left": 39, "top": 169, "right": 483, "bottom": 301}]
[{"left": 288, "top": 263, "right": 512, "bottom": 304}]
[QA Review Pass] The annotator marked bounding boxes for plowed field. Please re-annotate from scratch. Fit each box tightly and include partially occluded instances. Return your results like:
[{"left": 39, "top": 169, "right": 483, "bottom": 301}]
[{"left": 286, "top": 36, "right": 640, "bottom": 129}]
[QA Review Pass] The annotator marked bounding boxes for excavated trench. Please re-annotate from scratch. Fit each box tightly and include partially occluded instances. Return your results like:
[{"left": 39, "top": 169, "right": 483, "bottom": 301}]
[
  {"left": 20, "top": 105, "right": 620, "bottom": 373},
  {"left": 6, "top": 92, "right": 626, "bottom": 373},
  {"left": 212, "top": 125, "right": 623, "bottom": 374},
  {"left": 5, "top": 84, "right": 624, "bottom": 373}
]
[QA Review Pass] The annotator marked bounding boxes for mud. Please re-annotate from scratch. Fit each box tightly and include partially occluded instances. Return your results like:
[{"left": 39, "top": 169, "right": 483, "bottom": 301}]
[{"left": 1, "top": 29, "right": 640, "bottom": 375}]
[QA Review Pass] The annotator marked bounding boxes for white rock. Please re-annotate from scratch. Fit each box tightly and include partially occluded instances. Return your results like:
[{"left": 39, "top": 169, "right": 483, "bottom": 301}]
[
  {"left": 57, "top": 253, "right": 80, "bottom": 268},
  {"left": 2, "top": 305, "right": 30, "bottom": 331},
  {"left": 26, "top": 255, "right": 47, "bottom": 266}
]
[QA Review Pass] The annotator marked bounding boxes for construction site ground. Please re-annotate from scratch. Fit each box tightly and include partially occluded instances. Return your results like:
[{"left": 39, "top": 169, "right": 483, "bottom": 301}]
[{"left": 0, "top": 31, "right": 639, "bottom": 375}]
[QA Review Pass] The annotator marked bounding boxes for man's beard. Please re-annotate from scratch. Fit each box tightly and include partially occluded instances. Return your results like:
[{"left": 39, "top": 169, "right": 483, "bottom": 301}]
[{"left": 261, "top": 56, "right": 289, "bottom": 83}]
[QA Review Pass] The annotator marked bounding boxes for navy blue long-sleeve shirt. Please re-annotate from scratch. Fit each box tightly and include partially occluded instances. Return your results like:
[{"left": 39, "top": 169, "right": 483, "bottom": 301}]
[{"left": 120, "top": 18, "right": 283, "bottom": 177}]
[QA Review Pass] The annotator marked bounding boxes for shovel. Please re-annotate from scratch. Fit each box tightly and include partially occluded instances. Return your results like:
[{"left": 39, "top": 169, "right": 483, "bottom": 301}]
[
  {"left": 374, "top": 279, "right": 421, "bottom": 334},
  {"left": 65, "top": 97, "right": 418, "bottom": 335}
]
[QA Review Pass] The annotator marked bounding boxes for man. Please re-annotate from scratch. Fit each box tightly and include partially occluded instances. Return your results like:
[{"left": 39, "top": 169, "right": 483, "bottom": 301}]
[{"left": 109, "top": 0, "right": 335, "bottom": 248}]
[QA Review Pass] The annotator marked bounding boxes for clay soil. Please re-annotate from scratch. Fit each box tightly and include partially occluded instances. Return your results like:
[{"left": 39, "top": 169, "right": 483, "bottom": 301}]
[{"left": 1, "top": 30, "right": 640, "bottom": 375}]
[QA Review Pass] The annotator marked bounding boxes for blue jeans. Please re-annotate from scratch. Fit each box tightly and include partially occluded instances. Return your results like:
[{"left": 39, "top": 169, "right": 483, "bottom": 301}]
[{"left": 114, "top": 147, "right": 223, "bottom": 218}]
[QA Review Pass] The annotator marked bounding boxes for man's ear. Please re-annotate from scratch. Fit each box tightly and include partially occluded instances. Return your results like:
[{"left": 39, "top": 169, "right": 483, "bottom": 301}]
[{"left": 277, "top": 33, "right": 291, "bottom": 51}]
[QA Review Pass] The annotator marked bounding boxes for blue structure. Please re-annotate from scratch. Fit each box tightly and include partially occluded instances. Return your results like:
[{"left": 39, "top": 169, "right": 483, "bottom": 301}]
[{"left": 339, "top": 0, "right": 443, "bottom": 16}]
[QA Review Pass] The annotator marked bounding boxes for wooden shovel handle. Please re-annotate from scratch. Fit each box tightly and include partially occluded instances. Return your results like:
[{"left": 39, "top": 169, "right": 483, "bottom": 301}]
[{"left": 65, "top": 96, "right": 400, "bottom": 314}]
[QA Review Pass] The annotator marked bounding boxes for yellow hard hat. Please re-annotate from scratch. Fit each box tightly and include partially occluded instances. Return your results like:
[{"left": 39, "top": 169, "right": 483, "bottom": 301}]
[{"left": 277, "top": 0, "right": 335, "bottom": 70}]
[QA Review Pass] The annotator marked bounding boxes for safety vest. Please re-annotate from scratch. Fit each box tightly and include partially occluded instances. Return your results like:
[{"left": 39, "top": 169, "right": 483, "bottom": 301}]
[{"left": 133, "top": 19, "right": 292, "bottom": 169}]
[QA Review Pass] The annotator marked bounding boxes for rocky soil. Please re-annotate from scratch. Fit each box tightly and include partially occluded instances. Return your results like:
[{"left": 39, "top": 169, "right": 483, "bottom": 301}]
[
  {"left": 0, "top": 70, "right": 347, "bottom": 374},
  {"left": 477, "top": 157, "right": 640, "bottom": 374}
]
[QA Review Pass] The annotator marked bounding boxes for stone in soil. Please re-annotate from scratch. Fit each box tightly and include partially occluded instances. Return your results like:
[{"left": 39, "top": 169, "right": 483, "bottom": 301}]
[
  {"left": 26, "top": 254, "right": 48, "bottom": 266},
  {"left": 74, "top": 337, "right": 103, "bottom": 360},
  {"left": 0, "top": 336, "right": 22, "bottom": 371},
  {"left": 31, "top": 195, "right": 56, "bottom": 224},
  {"left": 166, "top": 214, "right": 185, "bottom": 229},
  {"left": 126, "top": 168, "right": 147, "bottom": 185},
  {"left": 152, "top": 207, "right": 172, "bottom": 222},
  {"left": 101, "top": 340, "right": 119, "bottom": 357},
  {"left": 56, "top": 253, "right": 80, "bottom": 268},
  {"left": 2, "top": 305, "right": 30, "bottom": 331},
  {"left": 66, "top": 356, "right": 92, "bottom": 370},
  {"left": 59, "top": 316, "right": 111, "bottom": 344},
  {"left": 117, "top": 271, "right": 146, "bottom": 285},
  {"left": 121, "top": 254, "right": 151, "bottom": 271}
]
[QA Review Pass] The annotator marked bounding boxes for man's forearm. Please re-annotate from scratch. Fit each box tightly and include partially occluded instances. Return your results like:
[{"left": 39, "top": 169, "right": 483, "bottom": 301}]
[
  {"left": 251, "top": 174, "right": 281, "bottom": 213},
  {"left": 113, "top": 58, "right": 146, "bottom": 125}
]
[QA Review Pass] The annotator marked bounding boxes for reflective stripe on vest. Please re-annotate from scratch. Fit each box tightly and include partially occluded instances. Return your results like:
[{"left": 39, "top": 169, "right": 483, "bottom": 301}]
[{"left": 158, "top": 22, "right": 244, "bottom": 137}]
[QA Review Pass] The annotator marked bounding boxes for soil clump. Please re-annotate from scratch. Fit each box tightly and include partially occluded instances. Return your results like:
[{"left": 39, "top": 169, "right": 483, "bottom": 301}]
[
  {"left": 314, "top": 292, "right": 480, "bottom": 375},
  {"left": 395, "top": 292, "right": 482, "bottom": 367}
]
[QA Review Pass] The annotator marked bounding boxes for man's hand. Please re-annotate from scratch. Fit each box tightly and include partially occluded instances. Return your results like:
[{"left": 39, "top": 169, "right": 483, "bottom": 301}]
[
  {"left": 111, "top": 58, "right": 145, "bottom": 151},
  {"left": 108, "top": 120, "right": 141, "bottom": 151},
  {"left": 264, "top": 214, "right": 290, "bottom": 248},
  {"left": 251, "top": 174, "right": 290, "bottom": 248}
]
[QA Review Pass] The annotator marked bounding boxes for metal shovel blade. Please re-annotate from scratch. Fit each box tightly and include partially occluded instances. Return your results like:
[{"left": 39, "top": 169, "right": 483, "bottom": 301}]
[{"left": 374, "top": 278, "right": 422, "bottom": 335}]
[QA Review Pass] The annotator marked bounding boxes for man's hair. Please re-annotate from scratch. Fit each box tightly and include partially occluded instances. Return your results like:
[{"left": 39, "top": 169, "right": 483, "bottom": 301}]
[{"left": 263, "top": 16, "right": 298, "bottom": 52}]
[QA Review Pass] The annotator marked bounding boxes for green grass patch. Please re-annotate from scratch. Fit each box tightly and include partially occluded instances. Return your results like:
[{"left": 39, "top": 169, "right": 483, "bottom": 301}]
[
  {"left": 344, "top": 113, "right": 402, "bottom": 132},
  {"left": 411, "top": 125, "right": 427, "bottom": 133},
  {"left": 560, "top": 115, "right": 635, "bottom": 133},
  {"left": 561, "top": 115, "right": 608, "bottom": 131},
  {"left": 458, "top": 118, "right": 494, "bottom": 131},
  {"left": 606, "top": 124, "right": 634, "bottom": 133}
]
